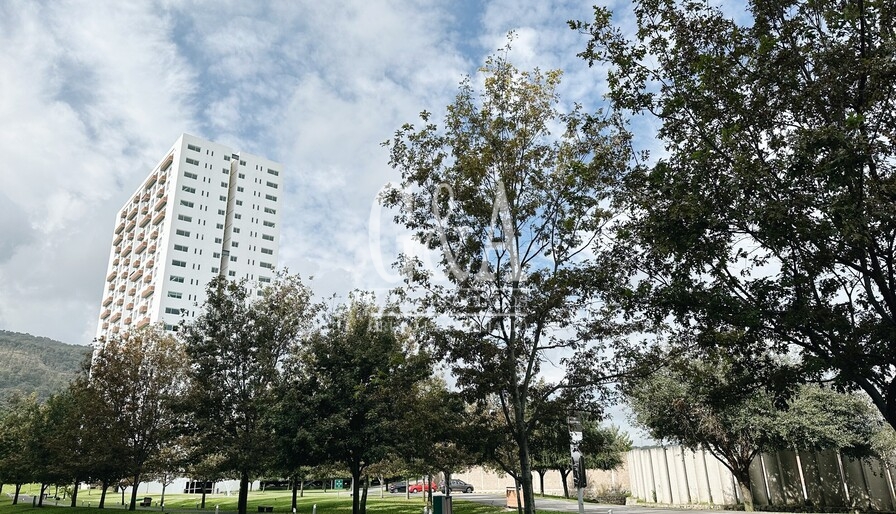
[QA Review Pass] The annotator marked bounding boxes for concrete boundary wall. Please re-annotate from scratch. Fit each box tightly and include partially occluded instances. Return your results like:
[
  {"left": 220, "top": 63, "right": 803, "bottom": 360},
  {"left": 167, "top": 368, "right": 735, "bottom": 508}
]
[{"left": 629, "top": 446, "right": 896, "bottom": 511}]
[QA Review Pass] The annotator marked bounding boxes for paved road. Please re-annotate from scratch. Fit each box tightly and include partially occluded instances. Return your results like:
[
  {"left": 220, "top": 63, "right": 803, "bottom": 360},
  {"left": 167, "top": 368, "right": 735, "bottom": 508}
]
[{"left": 452, "top": 494, "right": 742, "bottom": 514}]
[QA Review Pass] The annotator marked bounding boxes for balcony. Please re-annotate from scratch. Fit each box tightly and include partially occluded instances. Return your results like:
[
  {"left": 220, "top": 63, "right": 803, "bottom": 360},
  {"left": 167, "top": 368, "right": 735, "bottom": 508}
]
[
  {"left": 146, "top": 172, "right": 158, "bottom": 189},
  {"left": 148, "top": 244, "right": 156, "bottom": 254},
  {"left": 143, "top": 273, "right": 153, "bottom": 284},
  {"left": 126, "top": 219, "right": 136, "bottom": 232},
  {"left": 106, "top": 270, "right": 118, "bottom": 282},
  {"left": 118, "top": 284, "right": 126, "bottom": 292},
  {"left": 111, "top": 326, "right": 120, "bottom": 333},
  {"left": 159, "top": 173, "right": 167, "bottom": 183},
  {"left": 135, "top": 241, "right": 148, "bottom": 254},
  {"left": 139, "top": 214, "right": 151, "bottom": 227},
  {"left": 102, "top": 322, "right": 109, "bottom": 330},
  {"left": 115, "top": 298, "right": 124, "bottom": 306},
  {"left": 128, "top": 288, "right": 137, "bottom": 296},
  {"left": 150, "top": 230, "right": 159, "bottom": 240},
  {"left": 129, "top": 269, "right": 143, "bottom": 282},
  {"left": 139, "top": 305, "right": 148, "bottom": 314},
  {"left": 126, "top": 302, "right": 134, "bottom": 310},
  {"left": 152, "top": 211, "right": 165, "bottom": 225},
  {"left": 136, "top": 317, "right": 150, "bottom": 329},
  {"left": 121, "top": 245, "right": 132, "bottom": 257},
  {"left": 160, "top": 153, "right": 173, "bottom": 172},
  {"left": 113, "top": 233, "right": 123, "bottom": 246},
  {"left": 114, "top": 221, "right": 125, "bottom": 234},
  {"left": 127, "top": 208, "right": 138, "bottom": 220},
  {"left": 140, "top": 286, "right": 155, "bottom": 298},
  {"left": 124, "top": 317, "right": 132, "bottom": 325},
  {"left": 100, "top": 309, "right": 111, "bottom": 319},
  {"left": 154, "top": 195, "right": 167, "bottom": 212},
  {"left": 110, "top": 312, "right": 121, "bottom": 322},
  {"left": 103, "top": 296, "right": 113, "bottom": 307},
  {"left": 145, "top": 258, "right": 155, "bottom": 268}
]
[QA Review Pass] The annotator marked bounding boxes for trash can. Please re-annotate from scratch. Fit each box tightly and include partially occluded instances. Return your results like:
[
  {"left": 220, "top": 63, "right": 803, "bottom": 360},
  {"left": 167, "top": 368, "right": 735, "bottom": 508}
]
[{"left": 433, "top": 494, "right": 452, "bottom": 514}]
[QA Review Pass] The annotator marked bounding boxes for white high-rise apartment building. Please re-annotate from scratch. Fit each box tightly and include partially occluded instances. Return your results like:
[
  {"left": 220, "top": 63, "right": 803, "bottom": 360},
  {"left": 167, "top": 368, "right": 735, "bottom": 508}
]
[{"left": 96, "top": 133, "right": 283, "bottom": 340}]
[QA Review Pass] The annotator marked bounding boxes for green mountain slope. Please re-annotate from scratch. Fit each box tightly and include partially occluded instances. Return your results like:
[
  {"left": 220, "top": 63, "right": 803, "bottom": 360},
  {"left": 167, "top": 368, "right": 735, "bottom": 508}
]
[{"left": 0, "top": 330, "right": 92, "bottom": 403}]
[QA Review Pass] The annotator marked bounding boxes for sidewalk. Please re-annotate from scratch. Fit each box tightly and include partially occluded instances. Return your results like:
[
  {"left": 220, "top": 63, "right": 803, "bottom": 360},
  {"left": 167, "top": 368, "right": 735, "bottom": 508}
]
[{"left": 456, "top": 494, "right": 743, "bottom": 514}]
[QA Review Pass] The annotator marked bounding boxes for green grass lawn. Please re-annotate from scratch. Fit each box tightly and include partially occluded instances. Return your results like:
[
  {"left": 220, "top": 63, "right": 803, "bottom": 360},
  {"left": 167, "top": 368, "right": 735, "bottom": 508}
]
[{"left": 0, "top": 489, "right": 521, "bottom": 514}]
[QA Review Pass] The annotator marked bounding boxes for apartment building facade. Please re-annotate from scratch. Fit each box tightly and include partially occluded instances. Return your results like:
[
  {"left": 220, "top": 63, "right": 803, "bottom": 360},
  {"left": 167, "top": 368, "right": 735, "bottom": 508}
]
[{"left": 96, "top": 134, "right": 283, "bottom": 340}]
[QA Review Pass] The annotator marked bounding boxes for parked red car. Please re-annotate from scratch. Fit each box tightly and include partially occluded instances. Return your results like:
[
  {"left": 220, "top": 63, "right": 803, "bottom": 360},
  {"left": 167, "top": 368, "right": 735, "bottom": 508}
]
[{"left": 408, "top": 481, "right": 437, "bottom": 493}]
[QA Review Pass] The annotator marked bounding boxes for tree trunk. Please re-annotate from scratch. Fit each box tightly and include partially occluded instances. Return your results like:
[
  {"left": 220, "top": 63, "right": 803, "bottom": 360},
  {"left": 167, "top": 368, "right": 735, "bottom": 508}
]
[
  {"left": 238, "top": 470, "right": 250, "bottom": 514},
  {"left": 201, "top": 488, "right": 207, "bottom": 509},
  {"left": 128, "top": 474, "right": 142, "bottom": 511},
  {"left": 735, "top": 472, "right": 754, "bottom": 512},
  {"left": 99, "top": 480, "right": 109, "bottom": 509},
  {"left": 292, "top": 476, "right": 299, "bottom": 511},
  {"left": 38, "top": 483, "right": 48, "bottom": 506},
  {"left": 559, "top": 468, "right": 570, "bottom": 499},
  {"left": 361, "top": 476, "right": 369, "bottom": 514},
  {"left": 70, "top": 479, "right": 79, "bottom": 507},
  {"left": 13, "top": 483, "right": 22, "bottom": 505},
  {"left": 300, "top": 477, "right": 304, "bottom": 498},
  {"left": 351, "top": 467, "right": 362, "bottom": 514},
  {"left": 444, "top": 470, "right": 452, "bottom": 497},
  {"left": 537, "top": 470, "right": 546, "bottom": 496},
  {"left": 516, "top": 423, "right": 535, "bottom": 514},
  {"left": 161, "top": 483, "right": 167, "bottom": 507}
]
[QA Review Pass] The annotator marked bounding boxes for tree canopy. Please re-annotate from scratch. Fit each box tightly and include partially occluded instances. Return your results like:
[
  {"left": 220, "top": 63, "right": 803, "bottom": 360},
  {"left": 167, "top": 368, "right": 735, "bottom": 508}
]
[{"left": 574, "top": 0, "right": 896, "bottom": 431}]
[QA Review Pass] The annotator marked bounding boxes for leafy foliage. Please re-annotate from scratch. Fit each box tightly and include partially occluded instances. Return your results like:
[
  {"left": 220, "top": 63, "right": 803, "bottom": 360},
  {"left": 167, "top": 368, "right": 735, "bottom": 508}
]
[
  {"left": 382, "top": 38, "right": 630, "bottom": 514},
  {"left": 573, "top": 0, "right": 896, "bottom": 430}
]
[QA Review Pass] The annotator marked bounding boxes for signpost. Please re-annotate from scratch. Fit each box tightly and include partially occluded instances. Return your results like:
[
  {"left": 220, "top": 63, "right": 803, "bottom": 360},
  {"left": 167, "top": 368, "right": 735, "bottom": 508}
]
[{"left": 568, "top": 416, "right": 585, "bottom": 514}]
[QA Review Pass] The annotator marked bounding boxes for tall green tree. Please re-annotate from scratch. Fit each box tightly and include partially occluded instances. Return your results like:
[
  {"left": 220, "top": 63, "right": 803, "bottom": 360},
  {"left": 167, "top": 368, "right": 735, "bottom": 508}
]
[
  {"left": 90, "top": 326, "right": 188, "bottom": 511},
  {"left": 382, "top": 40, "right": 630, "bottom": 514},
  {"left": 624, "top": 348, "right": 878, "bottom": 511},
  {"left": 298, "top": 292, "right": 433, "bottom": 514},
  {"left": 0, "top": 394, "right": 39, "bottom": 504},
  {"left": 574, "top": 0, "right": 896, "bottom": 430},
  {"left": 181, "top": 273, "right": 316, "bottom": 514}
]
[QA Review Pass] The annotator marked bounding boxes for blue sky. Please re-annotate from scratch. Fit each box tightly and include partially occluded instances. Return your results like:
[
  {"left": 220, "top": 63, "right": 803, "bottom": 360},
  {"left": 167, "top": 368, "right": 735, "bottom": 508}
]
[{"left": 0, "top": 0, "right": 672, "bottom": 441}]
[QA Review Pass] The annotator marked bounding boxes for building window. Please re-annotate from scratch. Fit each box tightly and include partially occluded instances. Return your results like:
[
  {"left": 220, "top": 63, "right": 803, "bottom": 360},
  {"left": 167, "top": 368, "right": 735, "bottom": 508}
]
[
  {"left": 239, "top": 160, "right": 246, "bottom": 166},
  {"left": 263, "top": 220, "right": 275, "bottom": 228},
  {"left": 218, "top": 209, "right": 226, "bottom": 215},
  {"left": 262, "top": 234, "right": 274, "bottom": 241},
  {"left": 172, "top": 259, "right": 187, "bottom": 267},
  {"left": 264, "top": 207, "right": 276, "bottom": 215},
  {"left": 260, "top": 262, "right": 273, "bottom": 269},
  {"left": 267, "top": 168, "right": 280, "bottom": 176},
  {"left": 266, "top": 181, "right": 278, "bottom": 189},
  {"left": 228, "top": 270, "right": 236, "bottom": 277},
  {"left": 165, "top": 307, "right": 182, "bottom": 314},
  {"left": 216, "top": 223, "right": 224, "bottom": 229},
  {"left": 237, "top": 186, "right": 244, "bottom": 192},
  {"left": 213, "top": 252, "right": 221, "bottom": 258},
  {"left": 176, "top": 229, "right": 190, "bottom": 237},
  {"left": 211, "top": 266, "right": 219, "bottom": 273},
  {"left": 168, "top": 291, "right": 183, "bottom": 299},
  {"left": 187, "top": 144, "right": 201, "bottom": 152},
  {"left": 220, "top": 195, "right": 227, "bottom": 201},
  {"left": 170, "top": 275, "right": 185, "bottom": 283},
  {"left": 236, "top": 200, "right": 243, "bottom": 206},
  {"left": 234, "top": 214, "right": 242, "bottom": 219},
  {"left": 214, "top": 237, "right": 222, "bottom": 243},
  {"left": 231, "top": 241, "right": 239, "bottom": 248},
  {"left": 185, "top": 160, "right": 199, "bottom": 168},
  {"left": 174, "top": 244, "right": 188, "bottom": 252},
  {"left": 259, "top": 276, "right": 271, "bottom": 283},
  {"left": 230, "top": 256, "right": 238, "bottom": 262},
  {"left": 178, "top": 214, "right": 192, "bottom": 222},
  {"left": 233, "top": 227, "right": 240, "bottom": 233},
  {"left": 238, "top": 173, "right": 245, "bottom": 179},
  {"left": 224, "top": 155, "right": 230, "bottom": 161},
  {"left": 261, "top": 248, "right": 273, "bottom": 255},
  {"left": 182, "top": 185, "right": 196, "bottom": 193},
  {"left": 265, "top": 194, "right": 277, "bottom": 201},
  {"left": 180, "top": 200, "right": 194, "bottom": 208}
]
